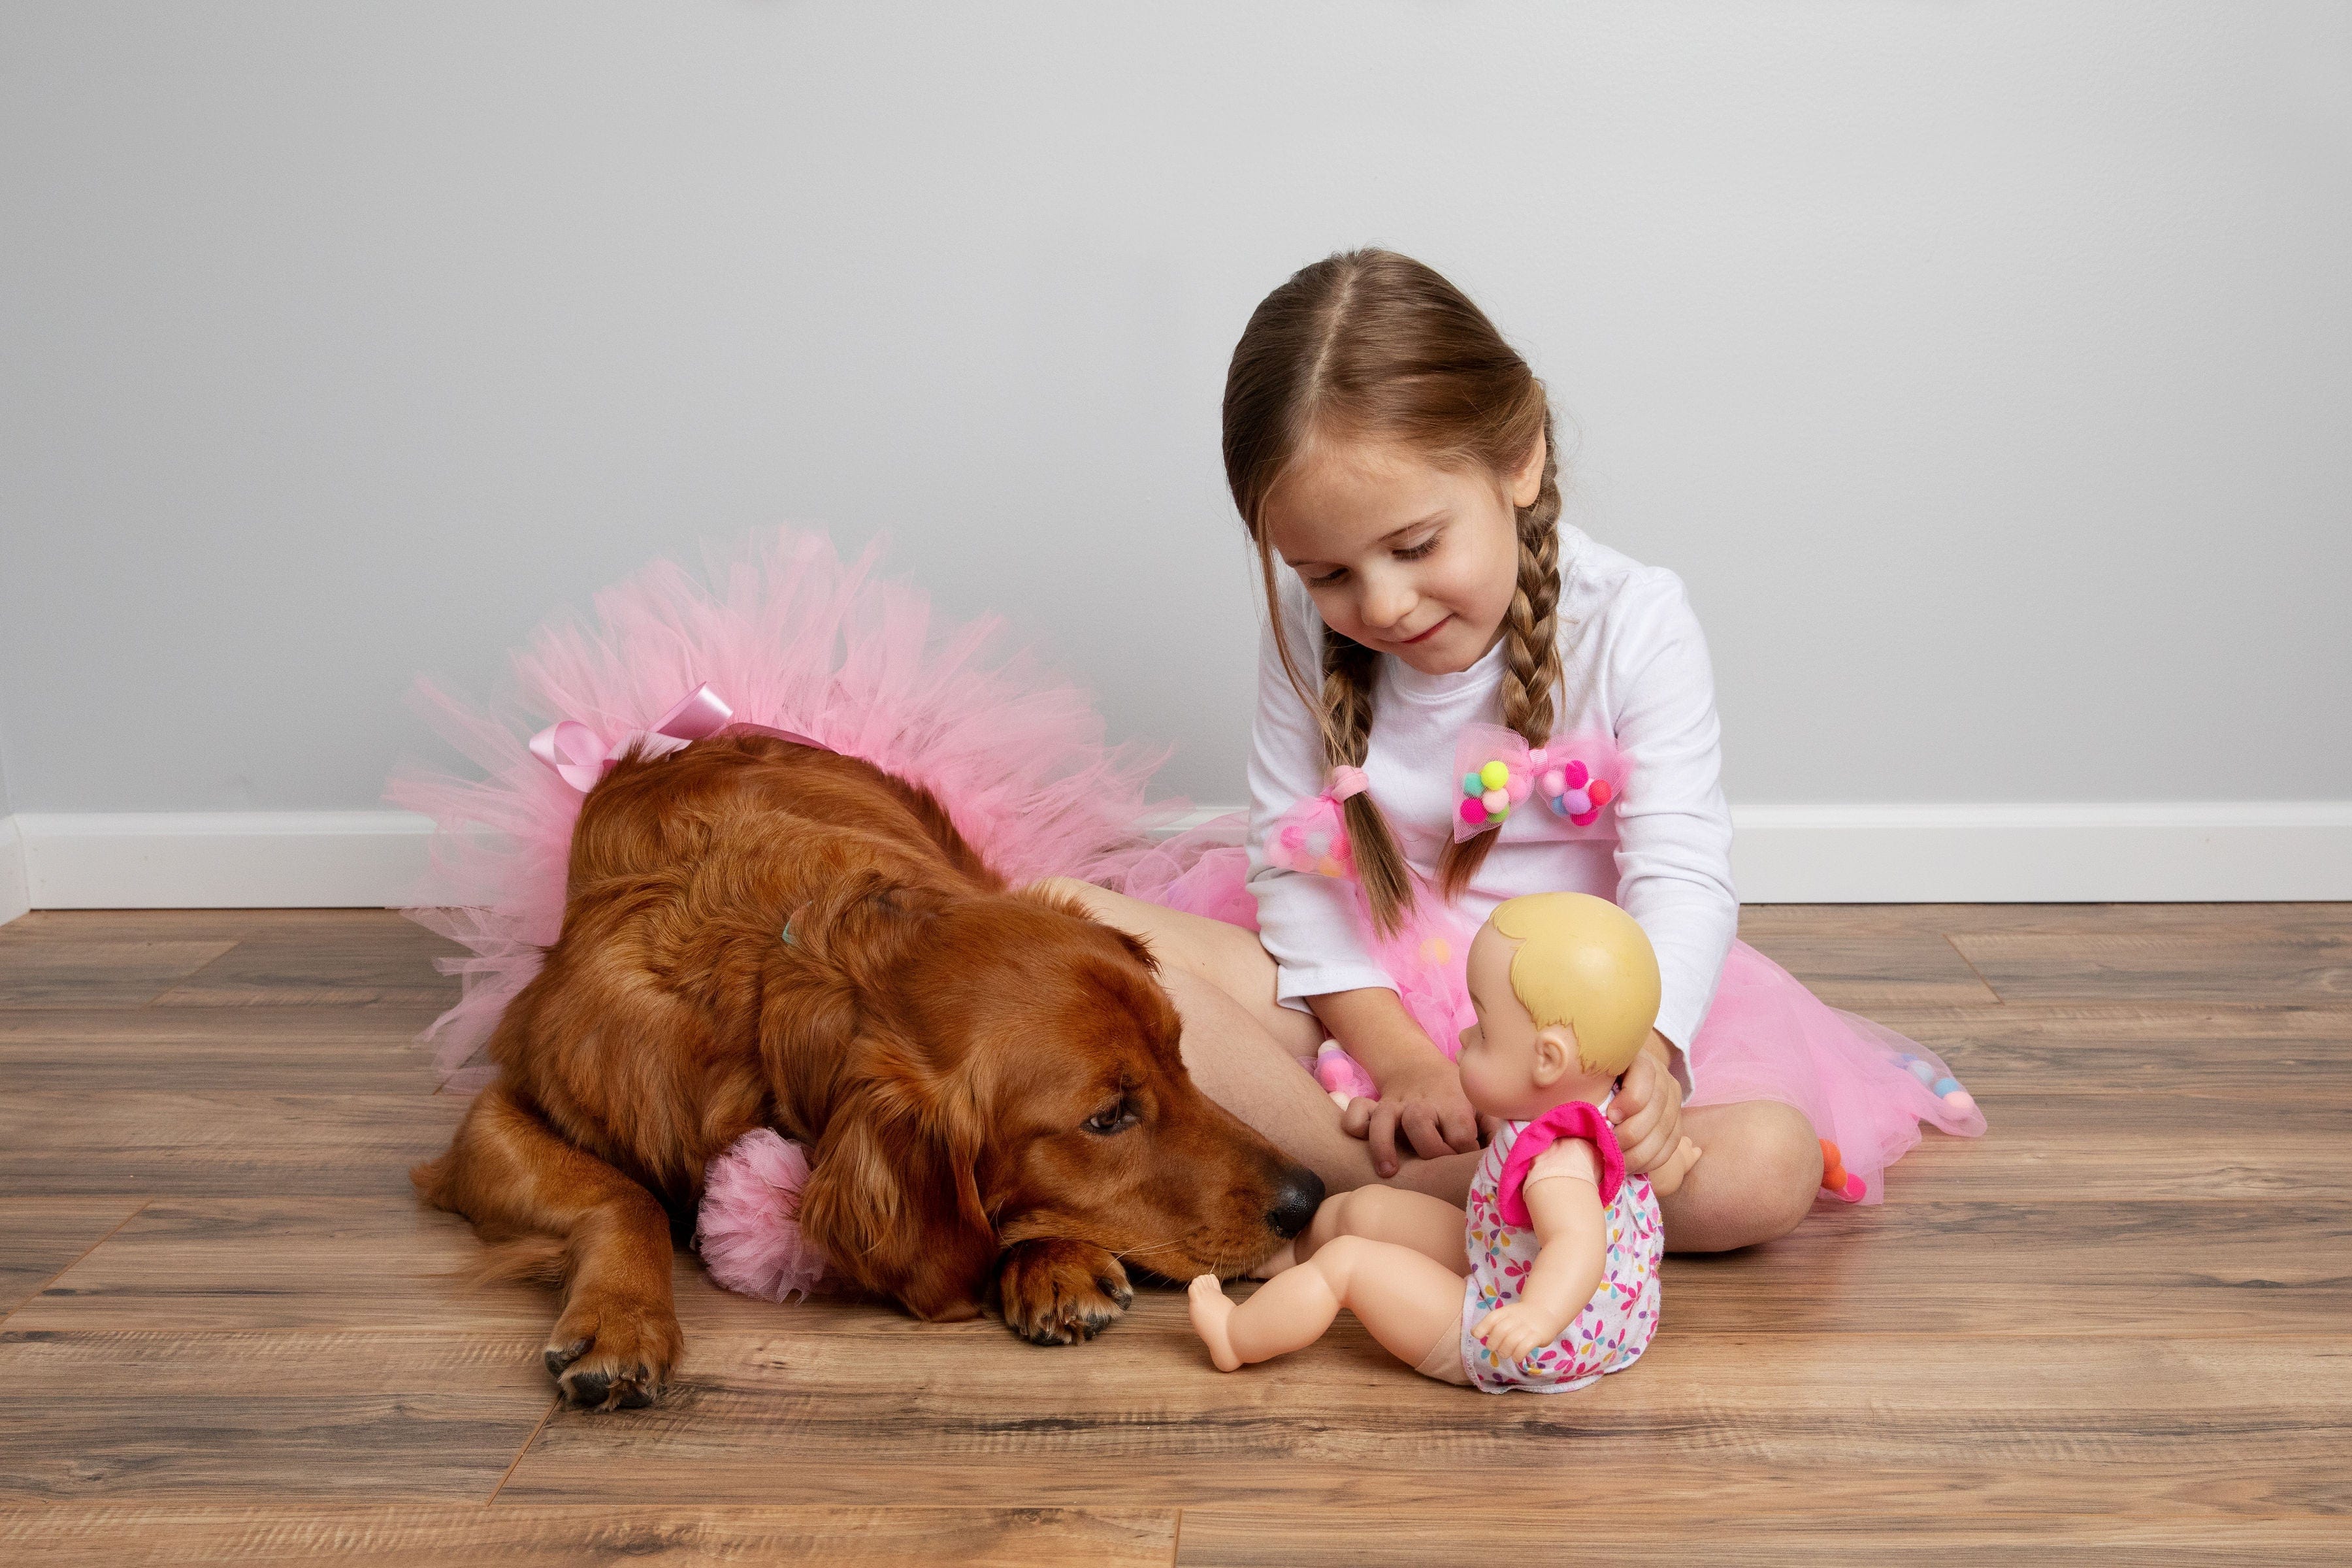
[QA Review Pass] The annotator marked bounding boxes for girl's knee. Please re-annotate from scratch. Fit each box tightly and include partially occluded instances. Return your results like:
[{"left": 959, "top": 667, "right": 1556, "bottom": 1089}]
[{"left": 1737, "top": 1103, "right": 1824, "bottom": 1242}]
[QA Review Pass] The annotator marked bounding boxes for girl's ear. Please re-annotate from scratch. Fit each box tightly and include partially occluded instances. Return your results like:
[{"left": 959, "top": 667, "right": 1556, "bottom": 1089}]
[
  {"left": 1509, "top": 427, "right": 1548, "bottom": 509},
  {"left": 1529, "top": 1024, "right": 1577, "bottom": 1088}
]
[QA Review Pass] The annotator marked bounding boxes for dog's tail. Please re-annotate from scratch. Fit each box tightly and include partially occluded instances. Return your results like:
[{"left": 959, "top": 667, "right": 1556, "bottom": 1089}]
[
  {"left": 465, "top": 1235, "right": 571, "bottom": 1289},
  {"left": 411, "top": 1151, "right": 574, "bottom": 1289}
]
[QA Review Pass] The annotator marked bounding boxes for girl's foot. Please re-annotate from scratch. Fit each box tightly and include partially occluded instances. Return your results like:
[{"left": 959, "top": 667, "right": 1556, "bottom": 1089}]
[{"left": 1188, "top": 1275, "right": 1243, "bottom": 1371}]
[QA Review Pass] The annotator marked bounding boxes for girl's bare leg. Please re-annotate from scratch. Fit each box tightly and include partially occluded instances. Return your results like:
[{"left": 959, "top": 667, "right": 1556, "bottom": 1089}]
[
  {"left": 1041, "top": 879, "right": 1476, "bottom": 1205},
  {"left": 1157, "top": 964, "right": 1475, "bottom": 1203},
  {"left": 1189, "top": 1235, "right": 1465, "bottom": 1373},
  {"left": 1658, "top": 1101, "right": 1823, "bottom": 1252}
]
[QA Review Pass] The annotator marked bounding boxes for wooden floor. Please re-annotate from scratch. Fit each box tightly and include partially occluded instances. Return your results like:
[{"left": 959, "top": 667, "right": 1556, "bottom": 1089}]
[{"left": 0, "top": 906, "right": 2345, "bottom": 1565}]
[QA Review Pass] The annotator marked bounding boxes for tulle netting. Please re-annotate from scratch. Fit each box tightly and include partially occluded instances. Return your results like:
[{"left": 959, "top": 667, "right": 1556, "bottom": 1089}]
[{"left": 389, "top": 527, "right": 1188, "bottom": 1091}]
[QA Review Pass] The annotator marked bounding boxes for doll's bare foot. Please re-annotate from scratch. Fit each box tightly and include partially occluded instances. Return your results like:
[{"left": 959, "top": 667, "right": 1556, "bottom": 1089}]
[
  {"left": 1648, "top": 1135, "right": 1703, "bottom": 1198},
  {"left": 1247, "top": 1241, "right": 1297, "bottom": 1280},
  {"left": 1188, "top": 1274, "right": 1243, "bottom": 1371}
]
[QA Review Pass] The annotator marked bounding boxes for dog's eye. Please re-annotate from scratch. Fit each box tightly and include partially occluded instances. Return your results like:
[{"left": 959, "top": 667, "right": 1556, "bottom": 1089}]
[{"left": 1085, "top": 1100, "right": 1137, "bottom": 1135}]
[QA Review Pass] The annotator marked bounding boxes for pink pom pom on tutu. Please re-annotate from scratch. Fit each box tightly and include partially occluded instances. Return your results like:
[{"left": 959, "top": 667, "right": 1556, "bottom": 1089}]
[
  {"left": 696, "top": 1128, "right": 830, "bottom": 1302},
  {"left": 1313, "top": 1042, "right": 1380, "bottom": 1105}
]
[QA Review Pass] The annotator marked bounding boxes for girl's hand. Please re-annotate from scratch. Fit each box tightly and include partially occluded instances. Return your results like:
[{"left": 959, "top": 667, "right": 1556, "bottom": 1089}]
[
  {"left": 1609, "top": 1033, "right": 1688, "bottom": 1179},
  {"left": 1340, "top": 1056, "right": 1480, "bottom": 1176},
  {"left": 1475, "top": 1301, "right": 1570, "bottom": 1367}
]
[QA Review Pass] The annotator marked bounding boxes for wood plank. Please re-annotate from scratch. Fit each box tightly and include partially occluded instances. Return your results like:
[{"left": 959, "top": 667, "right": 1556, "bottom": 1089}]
[
  {"left": 0, "top": 1503, "right": 1178, "bottom": 1567},
  {"left": 495, "top": 1306, "right": 2352, "bottom": 1514},
  {"left": 0, "top": 936, "right": 241, "bottom": 1009},
  {"left": 0, "top": 1007, "right": 448, "bottom": 1094},
  {"left": 1736, "top": 906, "right": 2002, "bottom": 1007},
  {"left": 0, "top": 1199, "right": 147, "bottom": 1320},
  {"left": 0, "top": 1092, "right": 467, "bottom": 1197},
  {"left": 8, "top": 1197, "right": 548, "bottom": 1334},
  {"left": 1177, "top": 1511, "right": 2351, "bottom": 1566},
  {"left": 152, "top": 912, "right": 462, "bottom": 1008},
  {"left": 1948, "top": 925, "right": 2352, "bottom": 1004},
  {"left": 1858, "top": 1002, "right": 2351, "bottom": 1099},
  {"left": 0, "top": 1329, "right": 554, "bottom": 1502}
]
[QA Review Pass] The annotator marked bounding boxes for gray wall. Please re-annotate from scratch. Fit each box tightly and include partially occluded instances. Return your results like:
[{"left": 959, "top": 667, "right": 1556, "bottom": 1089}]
[{"left": 3, "top": 1, "right": 2346, "bottom": 814}]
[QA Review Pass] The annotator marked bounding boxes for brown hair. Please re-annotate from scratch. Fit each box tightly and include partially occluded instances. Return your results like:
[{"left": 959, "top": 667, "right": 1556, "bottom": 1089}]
[{"left": 1223, "top": 248, "right": 1564, "bottom": 934}]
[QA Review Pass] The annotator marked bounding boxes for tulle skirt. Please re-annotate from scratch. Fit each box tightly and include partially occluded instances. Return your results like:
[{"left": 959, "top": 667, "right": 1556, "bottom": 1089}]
[
  {"left": 1117, "top": 839, "right": 1985, "bottom": 1205},
  {"left": 389, "top": 528, "right": 1187, "bottom": 1090}
]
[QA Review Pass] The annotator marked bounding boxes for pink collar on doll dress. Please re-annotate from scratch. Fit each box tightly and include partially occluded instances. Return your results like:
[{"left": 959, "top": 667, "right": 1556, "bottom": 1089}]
[
  {"left": 1495, "top": 1100, "right": 1627, "bottom": 1228},
  {"left": 1453, "top": 722, "right": 1629, "bottom": 841}
]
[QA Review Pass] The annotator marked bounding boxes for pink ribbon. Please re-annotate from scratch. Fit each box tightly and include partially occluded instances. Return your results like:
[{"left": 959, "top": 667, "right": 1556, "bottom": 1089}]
[
  {"left": 529, "top": 683, "right": 738, "bottom": 792},
  {"left": 1328, "top": 765, "right": 1370, "bottom": 801}
]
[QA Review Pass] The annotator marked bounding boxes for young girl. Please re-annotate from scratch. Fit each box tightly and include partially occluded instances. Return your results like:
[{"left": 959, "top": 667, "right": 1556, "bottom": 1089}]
[{"left": 1053, "top": 248, "right": 1983, "bottom": 1250}]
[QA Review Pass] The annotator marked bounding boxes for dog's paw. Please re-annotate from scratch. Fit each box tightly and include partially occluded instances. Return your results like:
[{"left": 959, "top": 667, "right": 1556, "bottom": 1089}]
[
  {"left": 996, "top": 1239, "right": 1133, "bottom": 1346},
  {"left": 543, "top": 1290, "right": 683, "bottom": 1411}
]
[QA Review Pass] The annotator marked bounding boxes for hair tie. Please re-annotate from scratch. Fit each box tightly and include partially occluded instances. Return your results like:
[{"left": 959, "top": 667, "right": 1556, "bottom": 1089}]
[{"left": 1328, "top": 765, "right": 1370, "bottom": 802}]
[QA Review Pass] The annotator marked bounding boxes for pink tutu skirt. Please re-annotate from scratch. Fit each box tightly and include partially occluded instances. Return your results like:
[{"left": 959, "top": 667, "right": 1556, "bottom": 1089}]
[
  {"left": 1120, "top": 838, "right": 1984, "bottom": 1205},
  {"left": 389, "top": 528, "right": 1189, "bottom": 1089}
]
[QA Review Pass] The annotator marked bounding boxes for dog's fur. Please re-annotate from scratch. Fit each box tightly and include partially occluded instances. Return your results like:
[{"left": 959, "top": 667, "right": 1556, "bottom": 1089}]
[{"left": 413, "top": 730, "right": 1321, "bottom": 1409}]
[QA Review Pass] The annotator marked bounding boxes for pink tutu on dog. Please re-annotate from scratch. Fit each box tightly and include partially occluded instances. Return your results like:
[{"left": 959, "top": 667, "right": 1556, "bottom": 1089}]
[{"left": 1117, "top": 821, "right": 1983, "bottom": 1205}]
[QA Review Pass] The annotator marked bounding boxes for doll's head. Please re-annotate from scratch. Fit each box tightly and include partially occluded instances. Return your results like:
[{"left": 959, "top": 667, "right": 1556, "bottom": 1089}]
[
  {"left": 1222, "top": 248, "right": 1565, "bottom": 934},
  {"left": 1455, "top": 892, "right": 1661, "bottom": 1122}
]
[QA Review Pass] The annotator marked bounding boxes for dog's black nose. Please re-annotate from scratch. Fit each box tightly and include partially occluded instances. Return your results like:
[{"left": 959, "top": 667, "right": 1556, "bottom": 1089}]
[{"left": 1265, "top": 1165, "right": 1326, "bottom": 1238}]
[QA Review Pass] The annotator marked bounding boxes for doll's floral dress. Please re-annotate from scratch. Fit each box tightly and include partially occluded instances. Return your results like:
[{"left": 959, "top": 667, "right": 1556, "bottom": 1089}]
[{"left": 1456, "top": 1099, "right": 1663, "bottom": 1393}]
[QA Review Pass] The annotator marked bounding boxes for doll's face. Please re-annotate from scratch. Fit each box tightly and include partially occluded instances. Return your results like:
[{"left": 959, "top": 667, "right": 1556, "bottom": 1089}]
[
  {"left": 1456, "top": 921, "right": 1578, "bottom": 1122},
  {"left": 1259, "top": 433, "right": 1541, "bottom": 678}
]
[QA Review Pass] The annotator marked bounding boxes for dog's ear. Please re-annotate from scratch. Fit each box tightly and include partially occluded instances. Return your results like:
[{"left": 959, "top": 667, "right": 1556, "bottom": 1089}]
[
  {"left": 796, "top": 1047, "right": 998, "bottom": 1321},
  {"left": 1019, "top": 882, "right": 1160, "bottom": 973}
]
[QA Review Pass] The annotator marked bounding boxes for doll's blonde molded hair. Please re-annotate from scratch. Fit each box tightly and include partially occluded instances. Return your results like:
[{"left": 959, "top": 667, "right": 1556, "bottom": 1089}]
[{"left": 1488, "top": 892, "right": 1661, "bottom": 1076}]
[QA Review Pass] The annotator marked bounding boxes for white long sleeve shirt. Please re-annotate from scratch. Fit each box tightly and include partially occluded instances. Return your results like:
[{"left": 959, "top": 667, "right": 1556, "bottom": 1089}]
[{"left": 1245, "top": 524, "right": 1738, "bottom": 1091}]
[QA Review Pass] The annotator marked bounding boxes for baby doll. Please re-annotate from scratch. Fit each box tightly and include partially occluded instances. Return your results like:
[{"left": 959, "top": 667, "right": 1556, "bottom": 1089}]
[{"left": 1189, "top": 891, "right": 1700, "bottom": 1391}]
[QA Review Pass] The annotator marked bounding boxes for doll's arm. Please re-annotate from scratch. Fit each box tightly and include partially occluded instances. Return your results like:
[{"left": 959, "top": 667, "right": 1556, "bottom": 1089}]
[{"left": 1472, "top": 1151, "right": 1608, "bottom": 1366}]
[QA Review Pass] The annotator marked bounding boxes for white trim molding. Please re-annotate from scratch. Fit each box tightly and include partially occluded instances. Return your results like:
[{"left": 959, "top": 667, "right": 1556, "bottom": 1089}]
[
  {"left": 0, "top": 815, "right": 29, "bottom": 926},
  {"left": 3, "top": 802, "right": 2348, "bottom": 909},
  {"left": 13, "top": 811, "right": 434, "bottom": 910},
  {"left": 1725, "top": 801, "right": 2352, "bottom": 904}
]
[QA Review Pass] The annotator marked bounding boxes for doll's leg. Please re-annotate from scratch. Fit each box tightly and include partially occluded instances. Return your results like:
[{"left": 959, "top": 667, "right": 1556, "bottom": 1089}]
[
  {"left": 1259, "top": 1185, "right": 1471, "bottom": 1277},
  {"left": 1658, "top": 1101, "right": 1822, "bottom": 1252},
  {"left": 1191, "top": 1236, "right": 1463, "bottom": 1373}
]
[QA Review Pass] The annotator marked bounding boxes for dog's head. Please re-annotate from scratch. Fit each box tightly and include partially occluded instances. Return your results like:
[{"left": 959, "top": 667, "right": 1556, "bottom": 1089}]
[{"left": 770, "top": 873, "right": 1322, "bottom": 1324}]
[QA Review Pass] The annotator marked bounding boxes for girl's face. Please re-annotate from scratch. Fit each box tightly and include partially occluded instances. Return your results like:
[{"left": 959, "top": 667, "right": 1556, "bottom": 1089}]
[{"left": 1259, "top": 432, "right": 1544, "bottom": 676}]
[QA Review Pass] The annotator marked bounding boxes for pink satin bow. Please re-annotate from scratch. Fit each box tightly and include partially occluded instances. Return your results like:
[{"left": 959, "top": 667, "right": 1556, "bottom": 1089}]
[{"left": 529, "top": 683, "right": 738, "bottom": 792}]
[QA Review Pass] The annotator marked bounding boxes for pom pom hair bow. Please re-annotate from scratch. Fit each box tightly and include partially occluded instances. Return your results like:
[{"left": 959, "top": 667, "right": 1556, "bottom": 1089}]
[
  {"left": 1264, "top": 765, "right": 1369, "bottom": 879},
  {"left": 1451, "top": 723, "right": 1629, "bottom": 844}
]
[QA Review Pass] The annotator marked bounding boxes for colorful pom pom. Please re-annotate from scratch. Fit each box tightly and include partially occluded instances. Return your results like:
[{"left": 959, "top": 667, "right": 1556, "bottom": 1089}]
[
  {"left": 1943, "top": 1088, "right": 1977, "bottom": 1113},
  {"left": 1563, "top": 759, "right": 1589, "bottom": 790},
  {"left": 1479, "top": 760, "right": 1510, "bottom": 791},
  {"left": 1460, "top": 798, "right": 1488, "bottom": 825},
  {"left": 1539, "top": 768, "right": 1565, "bottom": 797},
  {"left": 1505, "top": 774, "right": 1531, "bottom": 804},
  {"left": 1931, "top": 1076, "right": 1960, "bottom": 1097},
  {"left": 1906, "top": 1060, "right": 1938, "bottom": 1086},
  {"left": 1482, "top": 788, "right": 1509, "bottom": 814},
  {"left": 1586, "top": 779, "right": 1614, "bottom": 808},
  {"left": 1462, "top": 772, "right": 1485, "bottom": 798}
]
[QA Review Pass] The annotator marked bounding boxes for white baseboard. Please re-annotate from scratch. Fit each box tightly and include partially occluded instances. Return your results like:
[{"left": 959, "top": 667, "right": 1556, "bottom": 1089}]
[
  {"left": 0, "top": 815, "right": 29, "bottom": 926},
  {"left": 12, "top": 811, "right": 434, "bottom": 910},
  {"left": 4, "top": 802, "right": 2349, "bottom": 909}
]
